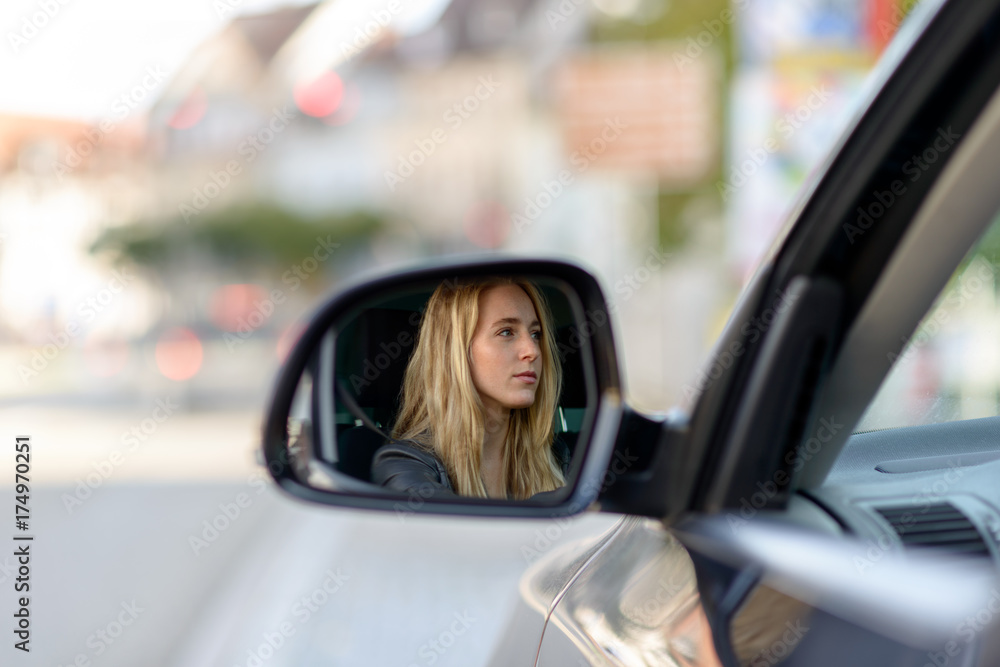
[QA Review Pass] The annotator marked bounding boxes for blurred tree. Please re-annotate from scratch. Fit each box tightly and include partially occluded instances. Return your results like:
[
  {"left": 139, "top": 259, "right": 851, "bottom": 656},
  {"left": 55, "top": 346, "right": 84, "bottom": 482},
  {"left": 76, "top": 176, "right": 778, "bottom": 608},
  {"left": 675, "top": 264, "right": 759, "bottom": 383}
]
[
  {"left": 591, "top": 0, "right": 735, "bottom": 73},
  {"left": 90, "top": 204, "right": 384, "bottom": 281}
]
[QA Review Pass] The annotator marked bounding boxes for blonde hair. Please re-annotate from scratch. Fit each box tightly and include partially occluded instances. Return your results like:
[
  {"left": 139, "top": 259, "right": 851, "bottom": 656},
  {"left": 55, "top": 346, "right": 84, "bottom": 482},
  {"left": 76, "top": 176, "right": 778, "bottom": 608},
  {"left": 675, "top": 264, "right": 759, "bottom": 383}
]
[{"left": 392, "top": 277, "right": 565, "bottom": 499}]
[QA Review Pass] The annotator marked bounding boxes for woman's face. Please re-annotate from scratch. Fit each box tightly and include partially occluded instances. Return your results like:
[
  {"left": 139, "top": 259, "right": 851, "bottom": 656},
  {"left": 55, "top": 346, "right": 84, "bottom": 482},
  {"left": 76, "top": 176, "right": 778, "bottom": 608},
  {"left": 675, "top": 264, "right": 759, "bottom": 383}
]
[{"left": 468, "top": 284, "right": 542, "bottom": 417}]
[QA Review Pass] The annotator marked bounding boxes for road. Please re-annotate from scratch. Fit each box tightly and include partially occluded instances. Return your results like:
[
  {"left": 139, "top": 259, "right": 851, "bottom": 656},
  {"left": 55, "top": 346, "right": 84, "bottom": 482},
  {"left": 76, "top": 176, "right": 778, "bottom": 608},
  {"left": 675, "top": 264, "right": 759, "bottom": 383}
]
[{"left": 3, "top": 482, "right": 618, "bottom": 667}]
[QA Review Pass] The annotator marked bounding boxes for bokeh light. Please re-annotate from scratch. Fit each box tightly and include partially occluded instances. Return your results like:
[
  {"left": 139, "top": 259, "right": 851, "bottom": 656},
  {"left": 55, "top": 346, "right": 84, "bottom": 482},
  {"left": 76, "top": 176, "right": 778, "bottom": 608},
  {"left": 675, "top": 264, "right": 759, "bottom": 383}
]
[
  {"left": 167, "top": 87, "right": 207, "bottom": 129},
  {"left": 155, "top": 327, "right": 203, "bottom": 381},
  {"left": 464, "top": 200, "right": 510, "bottom": 249},
  {"left": 293, "top": 71, "right": 344, "bottom": 118},
  {"left": 208, "top": 284, "right": 269, "bottom": 332}
]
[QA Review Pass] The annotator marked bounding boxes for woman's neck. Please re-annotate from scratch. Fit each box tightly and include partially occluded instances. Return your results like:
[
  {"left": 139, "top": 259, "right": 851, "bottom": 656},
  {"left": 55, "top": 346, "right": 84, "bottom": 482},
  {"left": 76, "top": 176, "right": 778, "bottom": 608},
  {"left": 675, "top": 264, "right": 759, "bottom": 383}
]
[
  {"left": 481, "top": 407, "right": 510, "bottom": 497},
  {"left": 482, "top": 406, "right": 509, "bottom": 456}
]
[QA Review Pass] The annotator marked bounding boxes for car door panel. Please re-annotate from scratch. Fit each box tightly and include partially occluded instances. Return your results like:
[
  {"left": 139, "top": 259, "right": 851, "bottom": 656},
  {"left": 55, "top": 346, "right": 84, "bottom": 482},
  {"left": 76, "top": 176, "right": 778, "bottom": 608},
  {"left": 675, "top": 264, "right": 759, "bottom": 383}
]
[
  {"left": 486, "top": 517, "right": 628, "bottom": 667},
  {"left": 536, "top": 517, "right": 713, "bottom": 667}
]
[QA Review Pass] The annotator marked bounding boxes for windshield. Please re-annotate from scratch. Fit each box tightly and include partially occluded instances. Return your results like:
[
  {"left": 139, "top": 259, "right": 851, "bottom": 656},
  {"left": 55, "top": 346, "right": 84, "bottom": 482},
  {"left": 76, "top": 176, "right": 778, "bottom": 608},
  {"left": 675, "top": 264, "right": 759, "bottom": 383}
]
[{"left": 857, "top": 210, "right": 1000, "bottom": 432}]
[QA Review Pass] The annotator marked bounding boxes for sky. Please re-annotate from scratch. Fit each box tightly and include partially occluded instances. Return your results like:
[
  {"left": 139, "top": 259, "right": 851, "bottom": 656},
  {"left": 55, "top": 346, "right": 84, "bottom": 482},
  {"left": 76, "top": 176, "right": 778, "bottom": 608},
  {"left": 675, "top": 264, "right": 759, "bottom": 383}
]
[
  {"left": 0, "top": 0, "right": 452, "bottom": 121},
  {"left": 0, "top": 0, "right": 315, "bottom": 120}
]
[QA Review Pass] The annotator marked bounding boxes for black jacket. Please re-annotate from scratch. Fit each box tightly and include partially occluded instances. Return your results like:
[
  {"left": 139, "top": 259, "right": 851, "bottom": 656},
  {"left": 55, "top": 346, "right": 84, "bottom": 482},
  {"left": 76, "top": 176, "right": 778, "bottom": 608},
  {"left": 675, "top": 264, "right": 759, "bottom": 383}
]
[{"left": 371, "top": 437, "right": 572, "bottom": 499}]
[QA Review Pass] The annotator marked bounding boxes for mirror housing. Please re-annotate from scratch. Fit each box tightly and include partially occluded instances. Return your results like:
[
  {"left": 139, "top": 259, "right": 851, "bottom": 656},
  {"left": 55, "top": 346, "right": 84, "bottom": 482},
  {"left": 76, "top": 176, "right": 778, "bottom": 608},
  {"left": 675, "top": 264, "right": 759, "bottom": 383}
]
[{"left": 262, "top": 256, "right": 625, "bottom": 518}]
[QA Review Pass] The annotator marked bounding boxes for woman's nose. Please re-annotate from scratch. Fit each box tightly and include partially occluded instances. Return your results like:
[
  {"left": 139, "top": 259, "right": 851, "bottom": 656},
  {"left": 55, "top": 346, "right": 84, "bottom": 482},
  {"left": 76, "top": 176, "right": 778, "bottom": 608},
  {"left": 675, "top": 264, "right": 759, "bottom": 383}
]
[{"left": 520, "top": 336, "right": 539, "bottom": 360}]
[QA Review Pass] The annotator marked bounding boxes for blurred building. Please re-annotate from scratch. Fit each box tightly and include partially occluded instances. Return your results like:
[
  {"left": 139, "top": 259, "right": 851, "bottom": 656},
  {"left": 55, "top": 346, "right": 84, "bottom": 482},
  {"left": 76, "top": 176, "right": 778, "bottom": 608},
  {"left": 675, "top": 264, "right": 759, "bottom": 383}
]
[
  {"left": 137, "top": 0, "right": 728, "bottom": 408},
  {"left": 0, "top": 112, "right": 157, "bottom": 342}
]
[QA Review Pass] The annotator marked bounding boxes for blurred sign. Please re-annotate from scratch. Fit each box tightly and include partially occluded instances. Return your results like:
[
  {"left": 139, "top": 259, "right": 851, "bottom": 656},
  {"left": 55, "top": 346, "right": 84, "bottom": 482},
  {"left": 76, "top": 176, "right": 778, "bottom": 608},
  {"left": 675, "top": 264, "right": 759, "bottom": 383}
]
[
  {"left": 554, "top": 47, "right": 718, "bottom": 185},
  {"left": 738, "top": 0, "right": 867, "bottom": 62}
]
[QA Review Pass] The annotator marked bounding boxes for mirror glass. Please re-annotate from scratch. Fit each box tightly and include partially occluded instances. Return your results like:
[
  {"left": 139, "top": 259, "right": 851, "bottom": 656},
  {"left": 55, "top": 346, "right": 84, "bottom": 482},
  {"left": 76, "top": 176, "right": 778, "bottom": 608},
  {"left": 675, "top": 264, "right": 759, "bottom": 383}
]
[{"left": 281, "top": 274, "right": 599, "bottom": 505}]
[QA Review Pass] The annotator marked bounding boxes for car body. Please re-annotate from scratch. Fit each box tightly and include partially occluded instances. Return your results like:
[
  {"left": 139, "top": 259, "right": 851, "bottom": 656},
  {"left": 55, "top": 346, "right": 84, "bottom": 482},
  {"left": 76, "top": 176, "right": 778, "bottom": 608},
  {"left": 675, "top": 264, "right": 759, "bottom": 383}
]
[{"left": 262, "top": 0, "right": 1000, "bottom": 664}]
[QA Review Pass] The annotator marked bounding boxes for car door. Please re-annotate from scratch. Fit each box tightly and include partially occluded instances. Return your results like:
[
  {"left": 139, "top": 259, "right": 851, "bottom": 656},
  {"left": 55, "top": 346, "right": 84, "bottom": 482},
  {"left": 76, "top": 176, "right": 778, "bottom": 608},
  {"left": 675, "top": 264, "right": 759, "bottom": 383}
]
[{"left": 518, "top": 0, "right": 1000, "bottom": 664}]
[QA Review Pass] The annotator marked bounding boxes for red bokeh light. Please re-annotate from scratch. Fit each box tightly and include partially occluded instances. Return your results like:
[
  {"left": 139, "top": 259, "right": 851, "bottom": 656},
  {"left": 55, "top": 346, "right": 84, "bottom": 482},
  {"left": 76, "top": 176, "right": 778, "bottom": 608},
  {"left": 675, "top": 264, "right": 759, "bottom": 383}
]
[
  {"left": 294, "top": 72, "right": 344, "bottom": 118},
  {"left": 464, "top": 201, "right": 511, "bottom": 249},
  {"left": 208, "top": 284, "right": 269, "bottom": 332},
  {"left": 155, "top": 327, "right": 204, "bottom": 381},
  {"left": 168, "top": 88, "right": 207, "bottom": 129}
]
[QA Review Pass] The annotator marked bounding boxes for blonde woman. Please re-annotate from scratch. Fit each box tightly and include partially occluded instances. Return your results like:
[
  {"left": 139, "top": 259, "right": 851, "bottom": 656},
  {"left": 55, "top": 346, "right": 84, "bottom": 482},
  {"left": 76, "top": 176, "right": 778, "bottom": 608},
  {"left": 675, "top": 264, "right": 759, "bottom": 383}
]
[{"left": 371, "top": 277, "right": 569, "bottom": 500}]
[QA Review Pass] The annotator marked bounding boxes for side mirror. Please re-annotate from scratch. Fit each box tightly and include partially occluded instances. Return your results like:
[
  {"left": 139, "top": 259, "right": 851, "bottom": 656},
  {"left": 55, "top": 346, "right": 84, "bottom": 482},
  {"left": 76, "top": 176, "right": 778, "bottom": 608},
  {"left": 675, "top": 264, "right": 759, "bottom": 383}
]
[{"left": 262, "top": 257, "right": 624, "bottom": 517}]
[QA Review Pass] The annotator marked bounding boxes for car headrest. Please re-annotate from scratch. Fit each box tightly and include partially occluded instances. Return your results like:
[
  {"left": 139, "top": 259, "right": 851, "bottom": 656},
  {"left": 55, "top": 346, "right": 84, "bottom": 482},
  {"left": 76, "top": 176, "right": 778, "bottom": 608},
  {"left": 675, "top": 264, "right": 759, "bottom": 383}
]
[{"left": 336, "top": 307, "right": 420, "bottom": 424}]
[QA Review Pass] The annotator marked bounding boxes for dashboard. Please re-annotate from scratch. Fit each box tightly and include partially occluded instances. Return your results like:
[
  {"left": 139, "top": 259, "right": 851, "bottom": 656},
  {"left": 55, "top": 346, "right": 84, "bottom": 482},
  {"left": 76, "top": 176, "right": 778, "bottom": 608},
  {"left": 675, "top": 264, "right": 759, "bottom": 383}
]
[{"left": 808, "top": 414, "right": 1000, "bottom": 562}]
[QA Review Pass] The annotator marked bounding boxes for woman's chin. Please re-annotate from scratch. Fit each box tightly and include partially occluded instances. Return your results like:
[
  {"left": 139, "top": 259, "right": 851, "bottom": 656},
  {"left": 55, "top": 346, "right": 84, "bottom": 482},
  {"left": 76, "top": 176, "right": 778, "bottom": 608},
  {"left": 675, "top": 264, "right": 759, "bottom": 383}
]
[{"left": 506, "top": 393, "right": 537, "bottom": 409}]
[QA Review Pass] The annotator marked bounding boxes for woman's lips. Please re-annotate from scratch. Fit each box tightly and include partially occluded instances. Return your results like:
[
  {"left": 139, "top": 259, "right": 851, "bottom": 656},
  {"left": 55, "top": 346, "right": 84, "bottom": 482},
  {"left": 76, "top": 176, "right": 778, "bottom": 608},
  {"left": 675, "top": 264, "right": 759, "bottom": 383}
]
[{"left": 515, "top": 371, "right": 537, "bottom": 384}]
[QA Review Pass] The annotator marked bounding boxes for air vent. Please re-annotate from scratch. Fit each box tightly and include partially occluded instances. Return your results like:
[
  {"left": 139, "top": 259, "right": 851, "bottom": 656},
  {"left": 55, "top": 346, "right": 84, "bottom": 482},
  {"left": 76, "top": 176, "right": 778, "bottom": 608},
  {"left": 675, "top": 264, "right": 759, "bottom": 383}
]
[{"left": 875, "top": 502, "right": 990, "bottom": 557}]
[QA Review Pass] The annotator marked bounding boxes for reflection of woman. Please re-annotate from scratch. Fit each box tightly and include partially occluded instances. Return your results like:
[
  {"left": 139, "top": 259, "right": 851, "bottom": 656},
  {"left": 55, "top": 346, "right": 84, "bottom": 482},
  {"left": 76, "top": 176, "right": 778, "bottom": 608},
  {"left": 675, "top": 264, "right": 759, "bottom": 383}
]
[{"left": 371, "top": 277, "right": 568, "bottom": 499}]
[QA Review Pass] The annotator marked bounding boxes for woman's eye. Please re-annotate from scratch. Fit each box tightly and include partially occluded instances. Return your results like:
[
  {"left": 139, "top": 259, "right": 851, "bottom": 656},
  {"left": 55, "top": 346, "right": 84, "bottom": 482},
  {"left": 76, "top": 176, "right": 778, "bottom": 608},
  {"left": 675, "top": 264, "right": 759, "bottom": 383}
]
[
  {"left": 530, "top": 330, "right": 541, "bottom": 340},
  {"left": 498, "top": 328, "right": 513, "bottom": 337}
]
